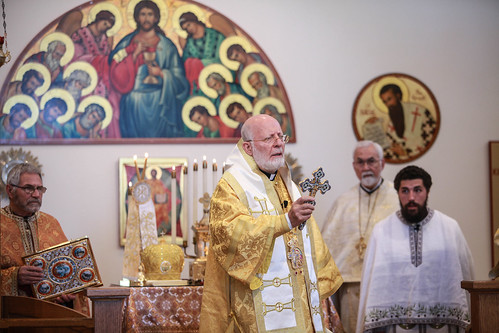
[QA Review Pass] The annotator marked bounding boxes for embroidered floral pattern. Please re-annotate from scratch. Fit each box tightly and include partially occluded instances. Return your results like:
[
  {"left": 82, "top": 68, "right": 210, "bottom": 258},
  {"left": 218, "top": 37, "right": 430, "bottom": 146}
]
[
  {"left": 364, "top": 303, "right": 470, "bottom": 330},
  {"left": 396, "top": 209, "right": 434, "bottom": 267}
]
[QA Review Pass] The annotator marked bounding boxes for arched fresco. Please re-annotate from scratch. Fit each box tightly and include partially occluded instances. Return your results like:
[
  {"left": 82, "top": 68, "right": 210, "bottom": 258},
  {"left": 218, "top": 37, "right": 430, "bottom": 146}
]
[{"left": 0, "top": 0, "right": 295, "bottom": 144}]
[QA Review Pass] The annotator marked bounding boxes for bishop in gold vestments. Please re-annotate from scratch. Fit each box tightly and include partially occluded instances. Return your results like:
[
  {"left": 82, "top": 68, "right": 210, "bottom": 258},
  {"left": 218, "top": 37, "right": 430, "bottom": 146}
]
[{"left": 200, "top": 115, "right": 342, "bottom": 333}]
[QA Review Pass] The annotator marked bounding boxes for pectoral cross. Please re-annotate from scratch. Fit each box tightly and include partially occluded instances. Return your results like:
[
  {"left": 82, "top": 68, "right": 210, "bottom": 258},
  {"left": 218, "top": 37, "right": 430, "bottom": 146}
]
[
  {"left": 298, "top": 167, "right": 332, "bottom": 230},
  {"left": 356, "top": 236, "right": 367, "bottom": 259}
]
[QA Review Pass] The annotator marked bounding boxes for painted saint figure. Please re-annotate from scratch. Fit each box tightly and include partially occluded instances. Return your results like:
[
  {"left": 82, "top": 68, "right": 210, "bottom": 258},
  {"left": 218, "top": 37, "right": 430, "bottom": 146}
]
[
  {"left": 379, "top": 84, "right": 437, "bottom": 160},
  {"left": 61, "top": 103, "right": 105, "bottom": 139},
  {"left": 0, "top": 103, "right": 31, "bottom": 140},
  {"left": 25, "top": 40, "right": 67, "bottom": 85},
  {"left": 180, "top": 12, "right": 225, "bottom": 94},
  {"left": 189, "top": 104, "right": 234, "bottom": 138},
  {"left": 26, "top": 97, "right": 68, "bottom": 139},
  {"left": 109, "top": 0, "right": 189, "bottom": 138}
]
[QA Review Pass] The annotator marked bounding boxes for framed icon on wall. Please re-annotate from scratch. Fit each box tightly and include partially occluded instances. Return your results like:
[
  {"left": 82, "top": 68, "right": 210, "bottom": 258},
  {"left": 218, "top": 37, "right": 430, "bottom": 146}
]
[{"left": 352, "top": 73, "right": 440, "bottom": 164}]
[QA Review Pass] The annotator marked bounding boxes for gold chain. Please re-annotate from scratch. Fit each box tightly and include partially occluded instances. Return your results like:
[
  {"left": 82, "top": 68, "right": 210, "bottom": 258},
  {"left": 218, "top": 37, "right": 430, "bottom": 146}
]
[{"left": 356, "top": 186, "right": 380, "bottom": 259}]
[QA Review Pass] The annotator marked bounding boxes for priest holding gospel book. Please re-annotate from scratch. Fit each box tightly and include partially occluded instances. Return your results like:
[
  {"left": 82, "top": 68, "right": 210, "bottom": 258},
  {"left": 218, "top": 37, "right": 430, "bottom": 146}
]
[{"left": 0, "top": 162, "right": 88, "bottom": 315}]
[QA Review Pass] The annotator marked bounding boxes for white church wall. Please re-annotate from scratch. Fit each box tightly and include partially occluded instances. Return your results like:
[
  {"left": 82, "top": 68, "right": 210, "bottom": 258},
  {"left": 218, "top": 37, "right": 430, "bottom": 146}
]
[{"left": 1, "top": 0, "right": 498, "bottom": 285}]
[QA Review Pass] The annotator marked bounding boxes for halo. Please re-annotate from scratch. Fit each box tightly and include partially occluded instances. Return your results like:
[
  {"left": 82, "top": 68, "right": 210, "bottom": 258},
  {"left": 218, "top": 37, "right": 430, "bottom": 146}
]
[
  {"left": 219, "top": 36, "right": 254, "bottom": 71},
  {"left": 372, "top": 76, "right": 409, "bottom": 113},
  {"left": 172, "top": 4, "right": 206, "bottom": 39},
  {"left": 198, "top": 63, "right": 233, "bottom": 99},
  {"left": 40, "top": 88, "right": 76, "bottom": 124},
  {"left": 127, "top": 0, "right": 168, "bottom": 31},
  {"left": 240, "top": 63, "right": 275, "bottom": 97},
  {"left": 39, "top": 32, "right": 75, "bottom": 67},
  {"left": 253, "top": 97, "right": 286, "bottom": 117},
  {"left": 218, "top": 94, "right": 252, "bottom": 129},
  {"left": 77, "top": 95, "right": 113, "bottom": 130},
  {"left": 145, "top": 165, "right": 162, "bottom": 180},
  {"left": 182, "top": 96, "right": 216, "bottom": 132},
  {"left": 63, "top": 61, "right": 98, "bottom": 96},
  {"left": 3, "top": 95, "right": 40, "bottom": 129},
  {"left": 88, "top": 2, "right": 123, "bottom": 37},
  {"left": 14, "top": 63, "right": 51, "bottom": 96}
]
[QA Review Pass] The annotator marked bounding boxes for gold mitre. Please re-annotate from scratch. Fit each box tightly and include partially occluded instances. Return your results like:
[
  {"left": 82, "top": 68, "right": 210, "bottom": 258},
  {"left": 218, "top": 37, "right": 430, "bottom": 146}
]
[{"left": 141, "top": 238, "right": 185, "bottom": 280}]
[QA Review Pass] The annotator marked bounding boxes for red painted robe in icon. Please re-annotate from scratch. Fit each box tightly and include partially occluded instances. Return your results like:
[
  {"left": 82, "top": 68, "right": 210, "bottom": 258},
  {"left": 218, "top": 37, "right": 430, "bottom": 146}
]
[
  {"left": 71, "top": 26, "right": 118, "bottom": 138},
  {"left": 0, "top": 207, "right": 89, "bottom": 315}
]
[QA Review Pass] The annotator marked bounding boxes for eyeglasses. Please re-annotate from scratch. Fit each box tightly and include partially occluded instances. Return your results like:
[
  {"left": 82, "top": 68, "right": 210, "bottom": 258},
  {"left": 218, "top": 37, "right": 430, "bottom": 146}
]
[
  {"left": 10, "top": 184, "right": 47, "bottom": 194},
  {"left": 354, "top": 158, "right": 380, "bottom": 167},
  {"left": 247, "top": 134, "right": 289, "bottom": 145}
]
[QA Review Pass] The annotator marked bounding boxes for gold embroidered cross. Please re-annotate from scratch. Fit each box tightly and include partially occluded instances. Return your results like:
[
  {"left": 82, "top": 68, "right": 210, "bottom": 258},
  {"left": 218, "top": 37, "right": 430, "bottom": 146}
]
[
  {"left": 262, "top": 298, "right": 296, "bottom": 315},
  {"left": 248, "top": 197, "right": 276, "bottom": 216}
]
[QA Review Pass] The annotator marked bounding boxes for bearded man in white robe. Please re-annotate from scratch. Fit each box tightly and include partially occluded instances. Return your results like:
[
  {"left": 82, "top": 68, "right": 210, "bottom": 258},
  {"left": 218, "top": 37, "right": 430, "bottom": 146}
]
[{"left": 356, "top": 165, "right": 474, "bottom": 333}]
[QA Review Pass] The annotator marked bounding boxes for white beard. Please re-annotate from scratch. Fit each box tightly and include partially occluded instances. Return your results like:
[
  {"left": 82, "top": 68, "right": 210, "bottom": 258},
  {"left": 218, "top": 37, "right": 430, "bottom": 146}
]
[
  {"left": 252, "top": 144, "right": 285, "bottom": 173},
  {"left": 66, "top": 81, "right": 82, "bottom": 102},
  {"left": 361, "top": 171, "right": 378, "bottom": 188},
  {"left": 256, "top": 84, "right": 270, "bottom": 99},
  {"left": 46, "top": 52, "right": 61, "bottom": 72}
]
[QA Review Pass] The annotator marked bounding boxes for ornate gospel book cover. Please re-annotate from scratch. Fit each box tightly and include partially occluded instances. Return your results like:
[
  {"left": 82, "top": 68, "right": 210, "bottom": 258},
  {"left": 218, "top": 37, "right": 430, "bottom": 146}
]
[{"left": 23, "top": 237, "right": 102, "bottom": 300}]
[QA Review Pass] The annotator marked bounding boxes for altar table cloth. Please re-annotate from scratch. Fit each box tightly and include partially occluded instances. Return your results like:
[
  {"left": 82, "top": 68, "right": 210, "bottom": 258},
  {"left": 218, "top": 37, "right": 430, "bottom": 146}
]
[{"left": 123, "top": 286, "right": 343, "bottom": 332}]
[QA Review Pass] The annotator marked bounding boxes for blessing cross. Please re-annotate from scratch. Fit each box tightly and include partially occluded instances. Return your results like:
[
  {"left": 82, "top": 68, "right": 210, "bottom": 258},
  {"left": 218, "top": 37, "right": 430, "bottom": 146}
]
[
  {"left": 299, "top": 167, "right": 331, "bottom": 198},
  {"left": 297, "top": 167, "right": 332, "bottom": 230}
]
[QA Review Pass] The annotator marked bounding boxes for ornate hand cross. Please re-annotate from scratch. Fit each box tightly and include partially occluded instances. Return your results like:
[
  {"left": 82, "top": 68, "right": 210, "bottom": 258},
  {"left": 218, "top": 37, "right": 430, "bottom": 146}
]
[
  {"left": 299, "top": 167, "right": 331, "bottom": 198},
  {"left": 297, "top": 167, "right": 332, "bottom": 230}
]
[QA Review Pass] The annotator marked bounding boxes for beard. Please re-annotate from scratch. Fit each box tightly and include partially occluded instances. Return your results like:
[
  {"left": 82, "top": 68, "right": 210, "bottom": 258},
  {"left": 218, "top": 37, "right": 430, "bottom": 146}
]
[
  {"left": 45, "top": 52, "right": 61, "bottom": 72},
  {"left": 216, "top": 84, "right": 226, "bottom": 96},
  {"left": 80, "top": 115, "right": 95, "bottom": 130},
  {"left": 12, "top": 196, "right": 41, "bottom": 215},
  {"left": 138, "top": 20, "right": 155, "bottom": 32},
  {"left": 388, "top": 102, "right": 405, "bottom": 138},
  {"left": 10, "top": 116, "right": 24, "bottom": 129},
  {"left": 66, "top": 81, "right": 82, "bottom": 102},
  {"left": 252, "top": 144, "right": 285, "bottom": 173},
  {"left": 43, "top": 112, "right": 55, "bottom": 124},
  {"left": 360, "top": 171, "right": 378, "bottom": 188},
  {"left": 400, "top": 199, "right": 428, "bottom": 223},
  {"left": 21, "top": 81, "right": 35, "bottom": 96},
  {"left": 256, "top": 84, "right": 270, "bottom": 99}
]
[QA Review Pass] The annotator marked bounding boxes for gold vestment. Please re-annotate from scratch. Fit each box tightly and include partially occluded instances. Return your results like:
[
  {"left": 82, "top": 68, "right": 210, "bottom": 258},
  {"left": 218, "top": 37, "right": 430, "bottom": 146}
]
[{"left": 199, "top": 141, "right": 342, "bottom": 332}]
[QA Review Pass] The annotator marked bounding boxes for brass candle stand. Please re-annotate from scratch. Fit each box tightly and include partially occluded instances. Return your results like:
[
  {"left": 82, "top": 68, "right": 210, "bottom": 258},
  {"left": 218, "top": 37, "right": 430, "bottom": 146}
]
[{"left": 188, "top": 192, "right": 211, "bottom": 281}]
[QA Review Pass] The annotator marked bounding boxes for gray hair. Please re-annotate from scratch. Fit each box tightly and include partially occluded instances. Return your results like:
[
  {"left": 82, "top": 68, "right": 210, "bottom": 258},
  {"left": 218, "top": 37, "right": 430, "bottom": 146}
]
[
  {"left": 66, "top": 70, "right": 91, "bottom": 88},
  {"left": 354, "top": 140, "right": 384, "bottom": 160},
  {"left": 47, "top": 40, "right": 65, "bottom": 53},
  {"left": 7, "top": 163, "right": 43, "bottom": 186},
  {"left": 85, "top": 103, "right": 105, "bottom": 119},
  {"left": 206, "top": 72, "right": 225, "bottom": 84}
]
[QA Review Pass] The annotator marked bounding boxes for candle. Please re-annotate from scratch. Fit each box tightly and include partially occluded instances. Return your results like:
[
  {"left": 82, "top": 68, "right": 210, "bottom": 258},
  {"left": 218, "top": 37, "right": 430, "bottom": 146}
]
[
  {"left": 202, "top": 156, "right": 207, "bottom": 195},
  {"left": 141, "top": 152, "right": 148, "bottom": 180},
  {"left": 222, "top": 162, "right": 226, "bottom": 174},
  {"left": 193, "top": 159, "right": 198, "bottom": 225},
  {"left": 133, "top": 155, "right": 140, "bottom": 181},
  {"left": 182, "top": 162, "right": 188, "bottom": 242},
  {"left": 212, "top": 158, "right": 217, "bottom": 193},
  {"left": 171, "top": 166, "right": 177, "bottom": 245}
]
